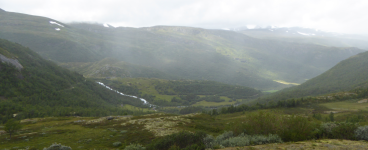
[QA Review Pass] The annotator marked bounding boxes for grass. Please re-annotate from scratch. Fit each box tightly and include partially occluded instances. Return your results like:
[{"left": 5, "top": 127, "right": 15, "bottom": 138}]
[
  {"left": 0, "top": 112, "right": 237, "bottom": 149},
  {"left": 320, "top": 99, "right": 368, "bottom": 111},
  {"left": 263, "top": 90, "right": 279, "bottom": 93},
  {"left": 123, "top": 104, "right": 155, "bottom": 113},
  {"left": 193, "top": 99, "right": 238, "bottom": 107},
  {"left": 193, "top": 96, "right": 237, "bottom": 107},
  {"left": 115, "top": 78, "right": 173, "bottom": 101},
  {"left": 0, "top": 116, "right": 155, "bottom": 149},
  {"left": 2, "top": 104, "right": 368, "bottom": 149},
  {"left": 111, "top": 78, "right": 243, "bottom": 106}
]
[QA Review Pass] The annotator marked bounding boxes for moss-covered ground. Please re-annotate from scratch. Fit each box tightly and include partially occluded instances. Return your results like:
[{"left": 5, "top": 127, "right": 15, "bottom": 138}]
[{"left": 1, "top": 100, "right": 368, "bottom": 149}]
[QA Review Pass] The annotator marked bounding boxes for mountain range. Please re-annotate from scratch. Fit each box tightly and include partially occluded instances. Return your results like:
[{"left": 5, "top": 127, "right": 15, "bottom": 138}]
[
  {"left": 234, "top": 26, "right": 368, "bottom": 50},
  {"left": 0, "top": 9, "right": 365, "bottom": 90}
]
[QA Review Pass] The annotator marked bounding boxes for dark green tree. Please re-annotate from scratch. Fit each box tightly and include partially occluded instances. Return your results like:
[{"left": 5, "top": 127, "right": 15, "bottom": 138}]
[{"left": 329, "top": 112, "right": 335, "bottom": 122}]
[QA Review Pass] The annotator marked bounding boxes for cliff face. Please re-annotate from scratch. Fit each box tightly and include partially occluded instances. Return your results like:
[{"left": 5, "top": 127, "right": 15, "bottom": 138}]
[{"left": 0, "top": 54, "right": 23, "bottom": 70}]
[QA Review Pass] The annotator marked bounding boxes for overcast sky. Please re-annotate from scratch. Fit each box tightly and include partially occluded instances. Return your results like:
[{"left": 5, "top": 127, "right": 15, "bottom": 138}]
[{"left": 1, "top": 0, "right": 368, "bottom": 34}]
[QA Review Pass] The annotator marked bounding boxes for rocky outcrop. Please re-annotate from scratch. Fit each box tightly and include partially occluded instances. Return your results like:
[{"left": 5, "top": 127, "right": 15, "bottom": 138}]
[{"left": 0, "top": 54, "right": 23, "bottom": 70}]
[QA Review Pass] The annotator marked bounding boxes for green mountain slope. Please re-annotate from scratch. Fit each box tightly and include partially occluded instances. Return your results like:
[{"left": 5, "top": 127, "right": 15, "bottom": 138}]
[
  {"left": 0, "top": 39, "right": 146, "bottom": 123},
  {"left": 260, "top": 51, "right": 368, "bottom": 102},
  {"left": 60, "top": 57, "right": 176, "bottom": 79},
  {"left": 0, "top": 10, "right": 364, "bottom": 90}
]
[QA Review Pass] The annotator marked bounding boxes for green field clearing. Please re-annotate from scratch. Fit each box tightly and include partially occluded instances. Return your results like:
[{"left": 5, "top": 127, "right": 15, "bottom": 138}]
[
  {"left": 320, "top": 99, "right": 368, "bottom": 111},
  {"left": 110, "top": 78, "right": 241, "bottom": 104},
  {"left": 193, "top": 97, "right": 238, "bottom": 107},
  {"left": 263, "top": 90, "right": 279, "bottom": 93},
  {"left": 123, "top": 104, "right": 155, "bottom": 112}
]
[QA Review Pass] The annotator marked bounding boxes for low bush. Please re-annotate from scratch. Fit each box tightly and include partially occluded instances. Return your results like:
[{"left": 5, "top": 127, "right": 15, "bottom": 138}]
[
  {"left": 204, "top": 131, "right": 282, "bottom": 148},
  {"left": 146, "top": 131, "right": 206, "bottom": 150},
  {"left": 230, "top": 111, "right": 318, "bottom": 142},
  {"left": 220, "top": 134, "right": 282, "bottom": 147},
  {"left": 124, "top": 143, "right": 146, "bottom": 150},
  {"left": 113, "top": 141, "right": 122, "bottom": 147},
  {"left": 43, "top": 143, "right": 72, "bottom": 150},
  {"left": 355, "top": 126, "right": 368, "bottom": 141},
  {"left": 318, "top": 122, "right": 358, "bottom": 140}
]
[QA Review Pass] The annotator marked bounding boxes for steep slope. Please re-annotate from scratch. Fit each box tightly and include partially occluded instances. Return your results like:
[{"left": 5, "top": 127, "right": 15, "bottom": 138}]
[
  {"left": 60, "top": 58, "right": 176, "bottom": 79},
  {"left": 0, "top": 39, "right": 145, "bottom": 123},
  {"left": 260, "top": 51, "right": 368, "bottom": 102},
  {"left": 0, "top": 10, "right": 364, "bottom": 90}
]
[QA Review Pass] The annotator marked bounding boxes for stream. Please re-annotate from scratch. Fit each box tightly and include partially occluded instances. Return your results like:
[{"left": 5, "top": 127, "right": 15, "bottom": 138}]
[{"left": 97, "top": 82, "right": 156, "bottom": 108}]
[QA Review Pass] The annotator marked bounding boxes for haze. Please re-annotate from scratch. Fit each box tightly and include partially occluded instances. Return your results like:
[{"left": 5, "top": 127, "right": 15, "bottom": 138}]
[{"left": 1, "top": 0, "right": 368, "bottom": 34}]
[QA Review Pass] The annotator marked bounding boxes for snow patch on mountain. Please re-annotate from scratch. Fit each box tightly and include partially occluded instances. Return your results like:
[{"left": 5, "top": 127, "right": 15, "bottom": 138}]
[
  {"left": 103, "top": 23, "right": 109, "bottom": 27},
  {"left": 297, "top": 32, "right": 315, "bottom": 36},
  {"left": 55, "top": 28, "right": 60, "bottom": 31},
  {"left": 49, "top": 21, "right": 64, "bottom": 27}
]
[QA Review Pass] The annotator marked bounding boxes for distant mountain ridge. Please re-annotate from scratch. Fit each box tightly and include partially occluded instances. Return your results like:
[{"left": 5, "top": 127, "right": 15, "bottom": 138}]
[
  {"left": 234, "top": 26, "right": 368, "bottom": 50},
  {"left": 0, "top": 11, "right": 365, "bottom": 90},
  {"left": 260, "top": 50, "right": 368, "bottom": 102}
]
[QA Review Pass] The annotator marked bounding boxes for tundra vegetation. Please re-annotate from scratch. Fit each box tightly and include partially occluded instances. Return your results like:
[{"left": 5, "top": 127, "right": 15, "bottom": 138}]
[{"left": 2, "top": 98, "right": 368, "bottom": 150}]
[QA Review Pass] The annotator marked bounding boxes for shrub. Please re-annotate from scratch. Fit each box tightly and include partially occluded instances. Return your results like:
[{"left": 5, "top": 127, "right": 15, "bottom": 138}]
[
  {"left": 215, "top": 131, "right": 234, "bottom": 142},
  {"left": 319, "top": 122, "right": 358, "bottom": 140},
  {"left": 219, "top": 134, "right": 282, "bottom": 147},
  {"left": 203, "top": 134, "right": 215, "bottom": 148},
  {"left": 124, "top": 143, "right": 146, "bottom": 150},
  {"left": 230, "top": 111, "right": 317, "bottom": 142},
  {"left": 43, "top": 143, "right": 72, "bottom": 150},
  {"left": 113, "top": 142, "right": 122, "bottom": 147},
  {"left": 146, "top": 131, "right": 206, "bottom": 150},
  {"left": 280, "top": 115, "right": 318, "bottom": 141},
  {"left": 204, "top": 131, "right": 282, "bottom": 148},
  {"left": 203, "top": 131, "right": 234, "bottom": 148},
  {"left": 355, "top": 126, "right": 368, "bottom": 140},
  {"left": 4, "top": 119, "right": 23, "bottom": 138}
]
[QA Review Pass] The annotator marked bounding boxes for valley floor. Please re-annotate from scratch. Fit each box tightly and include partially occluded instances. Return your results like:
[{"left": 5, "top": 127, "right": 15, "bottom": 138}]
[{"left": 1, "top": 98, "right": 368, "bottom": 149}]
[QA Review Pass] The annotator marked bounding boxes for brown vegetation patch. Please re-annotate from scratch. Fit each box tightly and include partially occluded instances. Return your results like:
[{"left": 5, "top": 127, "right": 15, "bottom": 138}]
[
  {"left": 121, "top": 113, "right": 197, "bottom": 137},
  {"left": 220, "top": 139, "right": 368, "bottom": 150},
  {"left": 358, "top": 99, "right": 368, "bottom": 103},
  {"left": 324, "top": 111, "right": 342, "bottom": 114},
  {"left": 85, "top": 115, "right": 132, "bottom": 124},
  {"left": 0, "top": 130, "right": 6, "bottom": 135},
  {"left": 20, "top": 118, "right": 40, "bottom": 123}
]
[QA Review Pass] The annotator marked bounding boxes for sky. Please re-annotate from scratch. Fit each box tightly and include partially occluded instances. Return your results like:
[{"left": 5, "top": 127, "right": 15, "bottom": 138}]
[{"left": 1, "top": 0, "right": 368, "bottom": 34}]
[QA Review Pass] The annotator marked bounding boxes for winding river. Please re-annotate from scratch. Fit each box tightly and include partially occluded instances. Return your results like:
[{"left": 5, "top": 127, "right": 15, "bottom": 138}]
[{"left": 97, "top": 82, "right": 156, "bottom": 107}]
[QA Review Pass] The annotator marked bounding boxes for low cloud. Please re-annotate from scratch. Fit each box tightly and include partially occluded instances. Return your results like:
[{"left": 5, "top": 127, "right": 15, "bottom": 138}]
[{"left": 1, "top": 0, "right": 368, "bottom": 34}]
